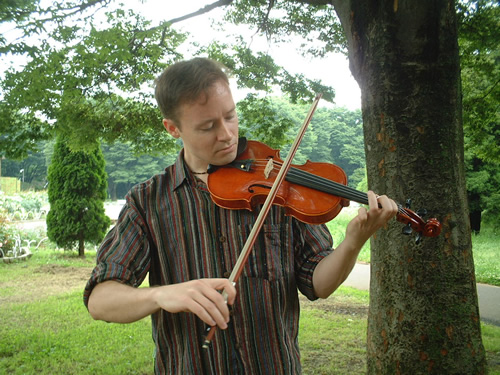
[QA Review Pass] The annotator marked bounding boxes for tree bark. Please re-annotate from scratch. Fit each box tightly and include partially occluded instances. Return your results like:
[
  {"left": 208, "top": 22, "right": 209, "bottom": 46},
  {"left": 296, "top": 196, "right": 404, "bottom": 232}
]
[
  {"left": 333, "top": 0, "right": 486, "bottom": 373},
  {"left": 79, "top": 233, "right": 85, "bottom": 258}
]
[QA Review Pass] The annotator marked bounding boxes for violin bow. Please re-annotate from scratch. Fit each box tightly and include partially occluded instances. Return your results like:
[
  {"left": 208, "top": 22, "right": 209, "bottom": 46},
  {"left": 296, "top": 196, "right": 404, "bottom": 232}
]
[{"left": 202, "top": 93, "right": 323, "bottom": 349}]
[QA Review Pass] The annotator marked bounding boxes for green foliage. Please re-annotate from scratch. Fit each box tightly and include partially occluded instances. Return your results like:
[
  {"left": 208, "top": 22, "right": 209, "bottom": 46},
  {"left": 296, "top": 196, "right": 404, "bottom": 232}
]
[
  {"left": 201, "top": 41, "right": 335, "bottom": 104},
  {"left": 46, "top": 137, "right": 110, "bottom": 254},
  {"left": 0, "top": 106, "right": 53, "bottom": 160},
  {"left": 236, "top": 94, "right": 296, "bottom": 148},
  {"left": 458, "top": 0, "right": 500, "bottom": 226},
  {"left": 102, "top": 141, "right": 175, "bottom": 199},
  {"left": 224, "top": 0, "right": 346, "bottom": 56},
  {"left": 0, "top": 205, "right": 15, "bottom": 254},
  {"left": 458, "top": 0, "right": 499, "bottom": 161},
  {"left": 1, "top": 7, "right": 185, "bottom": 154},
  {"left": 311, "top": 107, "right": 365, "bottom": 188}
]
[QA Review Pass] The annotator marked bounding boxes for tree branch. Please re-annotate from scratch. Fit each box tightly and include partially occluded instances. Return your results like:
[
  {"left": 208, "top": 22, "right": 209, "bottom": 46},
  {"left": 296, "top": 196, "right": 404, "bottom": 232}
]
[{"left": 164, "top": 0, "right": 233, "bottom": 25}]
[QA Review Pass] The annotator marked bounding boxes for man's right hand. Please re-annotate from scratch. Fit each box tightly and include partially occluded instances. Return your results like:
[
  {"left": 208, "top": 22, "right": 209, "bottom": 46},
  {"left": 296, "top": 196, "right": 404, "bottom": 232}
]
[
  {"left": 152, "top": 278, "right": 236, "bottom": 329},
  {"left": 88, "top": 278, "right": 237, "bottom": 328}
]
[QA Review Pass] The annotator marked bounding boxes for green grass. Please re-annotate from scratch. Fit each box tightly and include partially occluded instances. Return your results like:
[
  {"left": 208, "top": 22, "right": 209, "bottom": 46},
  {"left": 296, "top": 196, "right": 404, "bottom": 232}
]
[
  {"left": 326, "top": 208, "right": 500, "bottom": 286},
  {"left": 300, "top": 308, "right": 367, "bottom": 374},
  {"left": 0, "top": 291, "right": 154, "bottom": 375},
  {"left": 472, "top": 226, "right": 500, "bottom": 285},
  {"left": 0, "top": 223, "right": 499, "bottom": 374},
  {"left": 1, "top": 249, "right": 499, "bottom": 374}
]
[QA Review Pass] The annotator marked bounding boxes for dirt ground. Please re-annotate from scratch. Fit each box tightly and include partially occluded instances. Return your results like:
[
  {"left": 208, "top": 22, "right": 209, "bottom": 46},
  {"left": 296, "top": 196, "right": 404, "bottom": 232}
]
[
  {"left": 1, "top": 264, "right": 93, "bottom": 305},
  {"left": 2, "top": 264, "right": 368, "bottom": 318}
]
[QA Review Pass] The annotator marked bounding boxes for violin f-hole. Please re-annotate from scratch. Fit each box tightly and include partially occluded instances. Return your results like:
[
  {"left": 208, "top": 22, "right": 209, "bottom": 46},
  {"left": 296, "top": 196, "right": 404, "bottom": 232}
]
[{"left": 248, "top": 184, "right": 272, "bottom": 193}]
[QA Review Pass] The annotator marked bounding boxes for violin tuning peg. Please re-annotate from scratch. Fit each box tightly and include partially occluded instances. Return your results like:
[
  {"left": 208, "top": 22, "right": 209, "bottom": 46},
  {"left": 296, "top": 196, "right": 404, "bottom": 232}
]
[
  {"left": 416, "top": 208, "right": 428, "bottom": 217},
  {"left": 402, "top": 223, "right": 412, "bottom": 235},
  {"left": 405, "top": 199, "right": 412, "bottom": 209},
  {"left": 415, "top": 233, "right": 423, "bottom": 245}
]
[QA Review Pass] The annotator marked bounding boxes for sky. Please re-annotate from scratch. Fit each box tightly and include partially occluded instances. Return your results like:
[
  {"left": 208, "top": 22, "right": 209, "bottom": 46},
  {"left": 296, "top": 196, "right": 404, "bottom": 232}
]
[{"left": 140, "top": 1, "right": 362, "bottom": 110}]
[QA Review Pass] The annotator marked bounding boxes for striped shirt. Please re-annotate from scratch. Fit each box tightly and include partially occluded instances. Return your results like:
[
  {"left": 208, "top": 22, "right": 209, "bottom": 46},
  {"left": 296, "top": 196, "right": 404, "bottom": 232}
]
[{"left": 84, "top": 151, "right": 334, "bottom": 374}]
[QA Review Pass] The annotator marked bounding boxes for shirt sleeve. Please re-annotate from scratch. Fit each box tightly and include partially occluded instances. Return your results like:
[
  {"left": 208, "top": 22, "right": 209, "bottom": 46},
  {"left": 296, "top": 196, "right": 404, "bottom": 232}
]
[
  {"left": 83, "top": 193, "right": 152, "bottom": 308},
  {"left": 293, "top": 220, "right": 334, "bottom": 301}
]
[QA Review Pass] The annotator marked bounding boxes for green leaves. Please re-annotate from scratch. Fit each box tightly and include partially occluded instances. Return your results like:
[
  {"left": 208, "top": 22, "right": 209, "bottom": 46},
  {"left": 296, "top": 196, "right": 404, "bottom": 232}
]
[
  {"left": 203, "top": 41, "right": 335, "bottom": 103},
  {"left": 1, "top": 6, "right": 185, "bottom": 155},
  {"left": 46, "top": 136, "right": 110, "bottom": 252}
]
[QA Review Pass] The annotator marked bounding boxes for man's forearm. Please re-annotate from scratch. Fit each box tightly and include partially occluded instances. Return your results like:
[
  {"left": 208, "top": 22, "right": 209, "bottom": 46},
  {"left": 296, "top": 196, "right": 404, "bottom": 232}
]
[
  {"left": 88, "top": 280, "right": 160, "bottom": 323},
  {"left": 312, "top": 240, "right": 361, "bottom": 299}
]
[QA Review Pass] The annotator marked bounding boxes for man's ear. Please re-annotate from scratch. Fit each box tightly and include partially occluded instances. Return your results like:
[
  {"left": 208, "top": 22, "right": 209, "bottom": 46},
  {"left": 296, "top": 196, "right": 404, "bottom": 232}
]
[{"left": 163, "top": 119, "right": 180, "bottom": 139}]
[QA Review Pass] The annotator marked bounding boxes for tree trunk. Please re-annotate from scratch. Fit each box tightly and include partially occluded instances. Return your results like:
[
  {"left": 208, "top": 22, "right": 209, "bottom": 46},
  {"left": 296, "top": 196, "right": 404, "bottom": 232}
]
[
  {"left": 468, "top": 192, "right": 482, "bottom": 235},
  {"left": 333, "top": 1, "right": 486, "bottom": 373},
  {"left": 109, "top": 181, "right": 117, "bottom": 201},
  {"left": 78, "top": 233, "right": 85, "bottom": 258}
]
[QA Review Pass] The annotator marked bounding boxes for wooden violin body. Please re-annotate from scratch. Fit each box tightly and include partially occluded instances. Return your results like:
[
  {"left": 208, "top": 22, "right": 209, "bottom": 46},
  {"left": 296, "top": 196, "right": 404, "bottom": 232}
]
[{"left": 208, "top": 140, "right": 350, "bottom": 224}]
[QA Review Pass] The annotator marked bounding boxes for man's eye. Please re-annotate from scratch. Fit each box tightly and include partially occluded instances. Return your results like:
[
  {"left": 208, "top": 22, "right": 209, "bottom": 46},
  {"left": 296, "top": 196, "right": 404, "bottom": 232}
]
[{"left": 200, "top": 124, "right": 214, "bottom": 131}]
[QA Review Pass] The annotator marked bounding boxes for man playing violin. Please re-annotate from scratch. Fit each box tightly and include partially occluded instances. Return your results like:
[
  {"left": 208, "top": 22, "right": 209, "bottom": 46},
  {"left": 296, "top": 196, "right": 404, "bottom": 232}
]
[{"left": 84, "top": 57, "right": 398, "bottom": 374}]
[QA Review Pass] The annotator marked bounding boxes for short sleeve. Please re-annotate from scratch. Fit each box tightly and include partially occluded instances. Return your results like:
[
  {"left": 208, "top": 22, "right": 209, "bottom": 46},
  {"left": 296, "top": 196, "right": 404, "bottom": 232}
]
[
  {"left": 293, "top": 221, "right": 333, "bottom": 301},
  {"left": 83, "top": 196, "right": 152, "bottom": 308}
]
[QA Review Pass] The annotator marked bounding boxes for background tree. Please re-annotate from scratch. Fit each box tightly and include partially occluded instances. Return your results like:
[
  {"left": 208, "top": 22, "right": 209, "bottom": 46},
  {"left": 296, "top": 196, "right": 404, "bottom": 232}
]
[
  {"left": 311, "top": 107, "right": 365, "bottom": 188},
  {"left": 1, "top": 147, "right": 48, "bottom": 190},
  {"left": 46, "top": 136, "right": 110, "bottom": 257},
  {"left": 102, "top": 141, "right": 174, "bottom": 200},
  {"left": 1, "top": 8, "right": 185, "bottom": 154},
  {"left": 458, "top": 0, "right": 500, "bottom": 232}
]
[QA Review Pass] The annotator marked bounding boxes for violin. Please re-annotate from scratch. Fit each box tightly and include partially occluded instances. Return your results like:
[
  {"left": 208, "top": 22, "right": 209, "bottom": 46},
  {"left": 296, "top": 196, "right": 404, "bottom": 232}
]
[{"left": 207, "top": 138, "right": 441, "bottom": 239}]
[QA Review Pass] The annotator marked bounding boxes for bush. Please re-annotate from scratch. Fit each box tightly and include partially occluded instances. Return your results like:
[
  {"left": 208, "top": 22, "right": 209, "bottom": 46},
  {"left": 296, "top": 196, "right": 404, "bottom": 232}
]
[
  {"left": 46, "top": 137, "right": 110, "bottom": 256},
  {"left": 0, "top": 207, "right": 15, "bottom": 255},
  {"left": 0, "top": 191, "right": 48, "bottom": 220}
]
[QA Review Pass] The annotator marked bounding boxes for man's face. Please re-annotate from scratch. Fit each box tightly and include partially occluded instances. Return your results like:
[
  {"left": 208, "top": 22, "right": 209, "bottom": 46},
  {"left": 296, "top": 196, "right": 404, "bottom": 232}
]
[{"left": 163, "top": 80, "right": 239, "bottom": 172}]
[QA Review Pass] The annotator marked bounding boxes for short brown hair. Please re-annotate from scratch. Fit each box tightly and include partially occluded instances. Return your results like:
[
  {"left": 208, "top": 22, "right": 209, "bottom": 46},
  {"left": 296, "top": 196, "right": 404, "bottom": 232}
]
[{"left": 154, "top": 58, "right": 230, "bottom": 125}]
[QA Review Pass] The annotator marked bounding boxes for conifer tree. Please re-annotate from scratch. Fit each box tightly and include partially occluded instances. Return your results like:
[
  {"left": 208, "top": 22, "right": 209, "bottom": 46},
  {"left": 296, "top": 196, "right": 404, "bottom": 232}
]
[{"left": 47, "top": 137, "right": 110, "bottom": 257}]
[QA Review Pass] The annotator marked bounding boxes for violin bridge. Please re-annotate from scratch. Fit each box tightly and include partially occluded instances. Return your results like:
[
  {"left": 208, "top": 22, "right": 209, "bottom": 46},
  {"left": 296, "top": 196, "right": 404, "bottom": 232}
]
[{"left": 264, "top": 158, "right": 274, "bottom": 179}]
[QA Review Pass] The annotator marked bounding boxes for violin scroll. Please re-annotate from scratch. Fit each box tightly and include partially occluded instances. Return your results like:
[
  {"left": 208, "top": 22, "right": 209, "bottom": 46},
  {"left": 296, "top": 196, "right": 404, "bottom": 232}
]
[{"left": 396, "top": 201, "right": 441, "bottom": 243}]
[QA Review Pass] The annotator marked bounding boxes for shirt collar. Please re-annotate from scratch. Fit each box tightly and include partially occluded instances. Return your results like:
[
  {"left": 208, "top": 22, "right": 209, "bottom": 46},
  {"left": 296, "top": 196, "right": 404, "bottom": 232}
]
[
  {"left": 172, "top": 149, "right": 203, "bottom": 191},
  {"left": 172, "top": 150, "right": 189, "bottom": 190}
]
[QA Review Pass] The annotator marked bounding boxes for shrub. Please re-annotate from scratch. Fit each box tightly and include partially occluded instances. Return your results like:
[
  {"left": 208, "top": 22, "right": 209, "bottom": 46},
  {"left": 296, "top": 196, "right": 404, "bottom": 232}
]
[{"left": 46, "top": 137, "right": 110, "bottom": 257}]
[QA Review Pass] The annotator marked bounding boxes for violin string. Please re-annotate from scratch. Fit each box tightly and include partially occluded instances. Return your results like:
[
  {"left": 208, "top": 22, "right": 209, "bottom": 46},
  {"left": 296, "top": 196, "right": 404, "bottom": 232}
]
[
  {"left": 251, "top": 159, "right": 369, "bottom": 204},
  {"left": 252, "top": 160, "right": 367, "bottom": 202},
  {"left": 250, "top": 159, "right": 410, "bottom": 218},
  {"left": 290, "top": 168, "right": 369, "bottom": 204}
]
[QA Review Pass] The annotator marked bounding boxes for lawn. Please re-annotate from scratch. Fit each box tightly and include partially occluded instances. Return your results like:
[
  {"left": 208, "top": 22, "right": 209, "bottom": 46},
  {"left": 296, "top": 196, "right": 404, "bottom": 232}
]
[{"left": 1, "top": 248, "right": 499, "bottom": 374}]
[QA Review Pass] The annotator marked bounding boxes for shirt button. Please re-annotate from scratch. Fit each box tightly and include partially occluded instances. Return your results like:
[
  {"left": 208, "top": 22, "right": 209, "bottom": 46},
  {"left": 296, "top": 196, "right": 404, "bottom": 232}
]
[
  {"left": 219, "top": 235, "right": 226, "bottom": 243},
  {"left": 223, "top": 271, "right": 231, "bottom": 278}
]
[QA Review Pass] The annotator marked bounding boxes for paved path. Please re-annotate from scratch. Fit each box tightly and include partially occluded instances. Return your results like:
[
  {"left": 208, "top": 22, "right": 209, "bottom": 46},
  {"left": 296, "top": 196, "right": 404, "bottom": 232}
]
[{"left": 344, "top": 263, "right": 500, "bottom": 326}]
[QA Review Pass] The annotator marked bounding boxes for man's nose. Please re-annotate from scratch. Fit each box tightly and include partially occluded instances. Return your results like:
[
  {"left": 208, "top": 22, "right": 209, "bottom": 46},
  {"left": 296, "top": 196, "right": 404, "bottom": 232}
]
[{"left": 217, "top": 120, "right": 235, "bottom": 141}]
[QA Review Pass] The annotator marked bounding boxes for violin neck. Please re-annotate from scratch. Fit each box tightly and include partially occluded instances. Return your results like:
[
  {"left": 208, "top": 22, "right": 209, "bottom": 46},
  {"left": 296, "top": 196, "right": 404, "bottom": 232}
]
[{"left": 286, "top": 167, "right": 369, "bottom": 205}]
